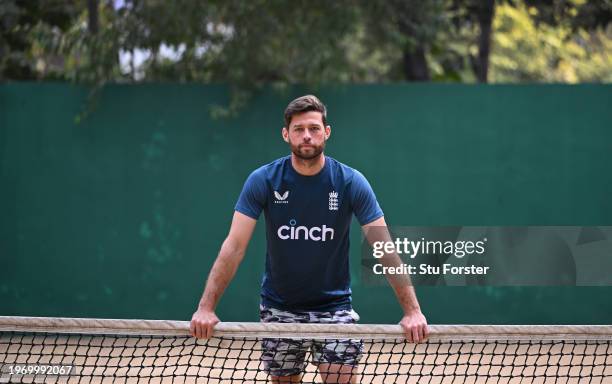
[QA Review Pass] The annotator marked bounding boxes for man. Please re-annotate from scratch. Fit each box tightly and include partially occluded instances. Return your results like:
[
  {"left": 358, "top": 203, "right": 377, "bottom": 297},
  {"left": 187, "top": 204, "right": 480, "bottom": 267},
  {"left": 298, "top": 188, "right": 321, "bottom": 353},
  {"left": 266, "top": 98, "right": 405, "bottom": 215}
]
[{"left": 191, "top": 95, "right": 428, "bottom": 383}]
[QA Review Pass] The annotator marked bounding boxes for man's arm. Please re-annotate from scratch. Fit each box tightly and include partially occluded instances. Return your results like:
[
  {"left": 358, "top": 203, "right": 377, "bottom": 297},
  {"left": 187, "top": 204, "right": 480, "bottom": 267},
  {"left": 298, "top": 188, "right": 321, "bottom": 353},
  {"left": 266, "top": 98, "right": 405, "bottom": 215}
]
[
  {"left": 190, "top": 211, "right": 257, "bottom": 339},
  {"left": 362, "top": 216, "right": 429, "bottom": 343}
]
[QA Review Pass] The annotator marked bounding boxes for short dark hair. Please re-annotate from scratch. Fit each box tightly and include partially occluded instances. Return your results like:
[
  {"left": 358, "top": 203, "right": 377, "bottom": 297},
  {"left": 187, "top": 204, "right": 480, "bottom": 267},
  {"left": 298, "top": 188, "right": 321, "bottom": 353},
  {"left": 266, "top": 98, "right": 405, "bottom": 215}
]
[{"left": 284, "top": 95, "right": 328, "bottom": 128}]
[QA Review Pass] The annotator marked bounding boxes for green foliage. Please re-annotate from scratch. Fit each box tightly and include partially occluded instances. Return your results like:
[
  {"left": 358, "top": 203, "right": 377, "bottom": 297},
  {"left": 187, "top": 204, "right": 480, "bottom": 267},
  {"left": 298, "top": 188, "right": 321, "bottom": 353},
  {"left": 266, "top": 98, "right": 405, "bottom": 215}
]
[
  {"left": 490, "top": 2, "right": 612, "bottom": 82},
  {"left": 1, "top": 0, "right": 610, "bottom": 91},
  {"left": 0, "top": 0, "right": 81, "bottom": 80}
]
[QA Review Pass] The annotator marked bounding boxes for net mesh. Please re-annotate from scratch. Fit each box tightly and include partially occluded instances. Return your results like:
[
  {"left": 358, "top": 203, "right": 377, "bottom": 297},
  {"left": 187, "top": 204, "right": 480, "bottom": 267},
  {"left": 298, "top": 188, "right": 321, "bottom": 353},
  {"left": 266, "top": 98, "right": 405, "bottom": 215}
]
[{"left": 1, "top": 317, "right": 611, "bottom": 383}]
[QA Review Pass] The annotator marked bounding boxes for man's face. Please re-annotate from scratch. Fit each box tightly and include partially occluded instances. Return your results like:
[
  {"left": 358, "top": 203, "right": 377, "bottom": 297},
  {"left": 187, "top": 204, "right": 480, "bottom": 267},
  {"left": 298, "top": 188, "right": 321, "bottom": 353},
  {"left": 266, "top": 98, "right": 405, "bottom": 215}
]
[{"left": 282, "top": 111, "right": 331, "bottom": 160}]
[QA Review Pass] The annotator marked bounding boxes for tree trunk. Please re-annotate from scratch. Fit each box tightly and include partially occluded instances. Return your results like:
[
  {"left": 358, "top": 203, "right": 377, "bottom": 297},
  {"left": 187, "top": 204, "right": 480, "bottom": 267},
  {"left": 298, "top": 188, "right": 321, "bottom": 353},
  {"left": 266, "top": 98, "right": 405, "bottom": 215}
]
[
  {"left": 88, "top": 0, "right": 99, "bottom": 35},
  {"left": 403, "top": 45, "right": 430, "bottom": 81},
  {"left": 472, "top": 0, "right": 495, "bottom": 83}
]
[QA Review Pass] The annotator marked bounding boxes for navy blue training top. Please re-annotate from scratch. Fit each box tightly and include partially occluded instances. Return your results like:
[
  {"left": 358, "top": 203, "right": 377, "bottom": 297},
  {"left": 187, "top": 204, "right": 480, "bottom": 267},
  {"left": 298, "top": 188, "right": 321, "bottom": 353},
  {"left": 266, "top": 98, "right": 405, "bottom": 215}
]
[{"left": 235, "top": 155, "right": 384, "bottom": 312}]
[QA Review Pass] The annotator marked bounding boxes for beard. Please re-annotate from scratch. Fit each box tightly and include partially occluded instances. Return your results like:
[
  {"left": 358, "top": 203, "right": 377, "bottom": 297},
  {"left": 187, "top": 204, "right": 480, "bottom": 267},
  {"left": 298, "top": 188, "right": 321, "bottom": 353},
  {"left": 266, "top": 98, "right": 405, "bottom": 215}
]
[{"left": 290, "top": 141, "right": 325, "bottom": 160}]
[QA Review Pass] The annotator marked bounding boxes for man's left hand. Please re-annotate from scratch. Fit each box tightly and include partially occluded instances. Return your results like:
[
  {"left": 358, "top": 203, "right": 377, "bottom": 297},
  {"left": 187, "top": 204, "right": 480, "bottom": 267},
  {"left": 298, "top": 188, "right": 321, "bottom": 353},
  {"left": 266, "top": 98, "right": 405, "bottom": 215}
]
[{"left": 400, "top": 310, "right": 428, "bottom": 343}]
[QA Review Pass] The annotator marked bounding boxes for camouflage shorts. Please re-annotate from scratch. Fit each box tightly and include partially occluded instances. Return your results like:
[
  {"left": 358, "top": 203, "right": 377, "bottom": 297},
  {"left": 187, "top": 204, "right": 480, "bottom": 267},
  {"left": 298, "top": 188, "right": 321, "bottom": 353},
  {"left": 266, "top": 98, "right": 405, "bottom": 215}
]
[{"left": 259, "top": 305, "right": 364, "bottom": 377}]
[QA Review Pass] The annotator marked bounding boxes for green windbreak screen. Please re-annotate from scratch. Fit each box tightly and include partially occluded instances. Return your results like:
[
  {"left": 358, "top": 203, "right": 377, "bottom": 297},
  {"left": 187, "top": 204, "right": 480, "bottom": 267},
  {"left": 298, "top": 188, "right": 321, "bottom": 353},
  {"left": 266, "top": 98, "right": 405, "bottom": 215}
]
[{"left": 0, "top": 84, "right": 610, "bottom": 323}]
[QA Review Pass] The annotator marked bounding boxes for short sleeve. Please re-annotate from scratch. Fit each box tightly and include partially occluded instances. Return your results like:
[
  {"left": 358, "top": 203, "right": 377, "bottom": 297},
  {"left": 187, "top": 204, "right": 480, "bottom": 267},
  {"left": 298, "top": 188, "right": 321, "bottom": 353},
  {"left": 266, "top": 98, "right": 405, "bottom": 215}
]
[
  {"left": 234, "top": 168, "right": 268, "bottom": 219},
  {"left": 350, "top": 170, "right": 384, "bottom": 225}
]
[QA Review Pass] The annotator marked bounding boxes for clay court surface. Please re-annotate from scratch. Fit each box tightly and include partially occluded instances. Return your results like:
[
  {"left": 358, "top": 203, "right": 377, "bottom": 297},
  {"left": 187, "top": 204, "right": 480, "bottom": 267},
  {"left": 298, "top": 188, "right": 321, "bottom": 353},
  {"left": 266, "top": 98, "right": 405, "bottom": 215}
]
[{"left": 2, "top": 335, "right": 611, "bottom": 383}]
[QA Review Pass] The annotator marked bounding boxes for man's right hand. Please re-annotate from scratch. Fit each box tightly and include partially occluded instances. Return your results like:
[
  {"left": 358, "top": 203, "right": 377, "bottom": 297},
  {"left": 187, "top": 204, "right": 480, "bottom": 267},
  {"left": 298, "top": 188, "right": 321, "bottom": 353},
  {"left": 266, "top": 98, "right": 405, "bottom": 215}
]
[{"left": 190, "top": 308, "right": 220, "bottom": 339}]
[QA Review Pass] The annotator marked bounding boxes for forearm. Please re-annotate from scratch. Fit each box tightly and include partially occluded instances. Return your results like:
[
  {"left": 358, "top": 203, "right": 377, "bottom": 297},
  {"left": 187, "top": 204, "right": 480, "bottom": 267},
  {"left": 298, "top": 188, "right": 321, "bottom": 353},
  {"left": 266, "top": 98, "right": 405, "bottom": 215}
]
[
  {"left": 376, "top": 251, "right": 422, "bottom": 314},
  {"left": 389, "top": 281, "right": 421, "bottom": 315},
  {"left": 363, "top": 221, "right": 423, "bottom": 315},
  {"left": 198, "top": 239, "right": 245, "bottom": 311}
]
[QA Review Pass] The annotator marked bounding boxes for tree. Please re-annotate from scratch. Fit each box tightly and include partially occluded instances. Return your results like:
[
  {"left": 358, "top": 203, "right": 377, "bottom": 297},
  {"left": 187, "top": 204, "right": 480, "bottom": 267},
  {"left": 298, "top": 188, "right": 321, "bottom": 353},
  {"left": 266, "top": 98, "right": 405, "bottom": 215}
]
[
  {"left": 2, "top": 0, "right": 609, "bottom": 90},
  {"left": 0, "top": 0, "right": 80, "bottom": 80},
  {"left": 489, "top": 1, "right": 612, "bottom": 82}
]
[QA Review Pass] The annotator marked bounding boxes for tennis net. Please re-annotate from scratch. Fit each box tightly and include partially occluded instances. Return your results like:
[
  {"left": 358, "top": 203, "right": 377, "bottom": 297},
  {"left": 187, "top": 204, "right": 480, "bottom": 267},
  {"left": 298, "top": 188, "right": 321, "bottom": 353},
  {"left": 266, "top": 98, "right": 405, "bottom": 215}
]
[{"left": 1, "top": 316, "right": 611, "bottom": 383}]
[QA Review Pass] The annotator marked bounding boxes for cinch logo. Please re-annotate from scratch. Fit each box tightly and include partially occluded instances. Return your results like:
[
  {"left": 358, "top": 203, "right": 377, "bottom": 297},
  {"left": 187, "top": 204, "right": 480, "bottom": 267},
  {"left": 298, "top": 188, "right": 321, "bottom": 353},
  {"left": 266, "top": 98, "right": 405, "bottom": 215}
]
[
  {"left": 274, "top": 190, "right": 289, "bottom": 204},
  {"left": 277, "top": 219, "right": 335, "bottom": 242}
]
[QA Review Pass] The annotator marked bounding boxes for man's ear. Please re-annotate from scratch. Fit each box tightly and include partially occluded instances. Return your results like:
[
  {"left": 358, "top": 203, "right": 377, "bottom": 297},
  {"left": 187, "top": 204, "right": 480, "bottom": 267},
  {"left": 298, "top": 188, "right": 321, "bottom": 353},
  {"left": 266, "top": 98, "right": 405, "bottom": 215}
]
[
  {"left": 325, "top": 125, "right": 331, "bottom": 140},
  {"left": 282, "top": 127, "right": 290, "bottom": 143}
]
